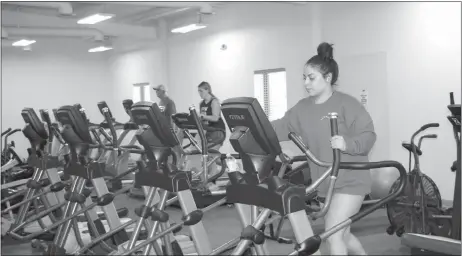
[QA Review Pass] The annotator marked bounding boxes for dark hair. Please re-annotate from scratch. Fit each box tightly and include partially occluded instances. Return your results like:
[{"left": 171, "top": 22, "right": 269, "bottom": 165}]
[
  {"left": 305, "top": 42, "right": 339, "bottom": 85},
  {"left": 198, "top": 81, "right": 217, "bottom": 99}
]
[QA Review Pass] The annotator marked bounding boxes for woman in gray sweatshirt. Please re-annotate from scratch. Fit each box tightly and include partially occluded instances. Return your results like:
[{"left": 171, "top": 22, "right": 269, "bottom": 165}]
[{"left": 272, "top": 42, "right": 376, "bottom": 255}]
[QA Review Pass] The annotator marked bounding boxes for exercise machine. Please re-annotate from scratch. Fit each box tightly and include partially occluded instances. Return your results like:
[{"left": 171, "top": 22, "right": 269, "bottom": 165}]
[
  {"left": 400, "top": 92, "right": 461, "bottom": 255},
  {"left": 171, "top": 112, "right": 228, "bottom": 208},
  {"left": 386, "top": 123, "right": 446, "bottom": 236},
  {"left": 118, "top": 99, "right": 148, "bottom": 199},
  {"left": 96, "top": 101, "right": 139, "bottom": 191},
  {"left": 5, "top": 109, "right": 70, "bottom": 243},
  {"left": 1, "top": 127, "right": 34, "bottom": 215},
  {"left": 217, "top": 97, "right": 407, "bottom": 255},
  {"left": 10, "top": 105, "right": 132, "bottom": 255},
  {"left": 1, "top": 128, "right": 26, "bottom": 171},
  {"left": 111, "top": 102, "right": 243, "bottom": 255}
]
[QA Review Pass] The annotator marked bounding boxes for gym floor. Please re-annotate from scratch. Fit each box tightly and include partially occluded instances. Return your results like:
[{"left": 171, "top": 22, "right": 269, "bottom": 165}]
[{"left": 2, "top": 193, "right": 411, "bottom": 255}]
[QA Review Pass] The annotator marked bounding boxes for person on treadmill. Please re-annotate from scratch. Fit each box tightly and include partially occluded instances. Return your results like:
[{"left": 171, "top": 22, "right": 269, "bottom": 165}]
[
  {"left": 271, "top": 42, "right": 376, "bottom": 255},
  {"left": 184, "top": 81, "right": 226, "bottom": 178},
  {"left": 153, "top": 84, "right": 183, "bottom": 142}
]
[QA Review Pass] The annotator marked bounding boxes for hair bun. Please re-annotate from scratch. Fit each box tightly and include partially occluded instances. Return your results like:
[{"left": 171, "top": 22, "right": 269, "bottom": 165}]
[{"left": 317, "top": 42, "right": 334, "bottom": 60}]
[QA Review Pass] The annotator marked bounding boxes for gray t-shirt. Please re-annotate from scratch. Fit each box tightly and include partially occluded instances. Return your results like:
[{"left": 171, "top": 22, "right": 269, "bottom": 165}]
[{"left": 159, "top": 96, "right": 176, "bottom": 120}]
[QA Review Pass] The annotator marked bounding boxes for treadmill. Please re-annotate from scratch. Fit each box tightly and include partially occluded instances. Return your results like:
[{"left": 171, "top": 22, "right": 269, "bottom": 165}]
[{"left": 401, "top": 92, "right": 461, "bottom": 255}]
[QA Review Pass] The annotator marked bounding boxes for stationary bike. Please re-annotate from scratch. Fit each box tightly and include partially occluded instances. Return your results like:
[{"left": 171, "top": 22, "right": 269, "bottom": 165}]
[{"left": 386, "top": 123, "right": 453, "bottom": 238}]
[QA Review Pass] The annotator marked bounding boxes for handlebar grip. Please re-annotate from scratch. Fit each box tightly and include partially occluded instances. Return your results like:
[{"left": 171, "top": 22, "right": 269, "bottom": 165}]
[
  {"left": 98, "top": 127, "right": 113, "bottom": 142},
  {"left": 101, "top": 107, "right": 118, "bottom": 147},
  {"left": 97, "top": 101, "right": 113, "bottom": 119},
  {"left": 329, "top": 113, "right": 339, "bottom": 136},
  {"left": 2, "top": 128, "right": 12, "bottom": 137},
  {"left": 76, "top": 106, "right": 89, "bottom": 124},
  {"left": 4, "top": 128, "right": 22, "bottom": 151},
  {"left": 52, "top": 109, "right": 60, "bottom": 123},
  {"left": 40, "top": 110, "right": 52, "bottom": 126},
  {"left": 289, "top": 132, "right": 309, "bottom": 153},
  {"left": 6, "top": 129, "right": 21, "bottom": 137},
  {"left": 91, "top": 129, "right": 104, "bottom": 145},
  {"left": 329, "top": 113, "right": 341, "bottom": 177},
  {"left": 122, "top": 99, "right": 134, "bottom": 116},
  {"left": 189, "top": 106, "right": 207, "bottom": 154},
  {"left": 39, "top": 109, "right": 53, "bottom": 142},
  {"left": 54, "top": 130, "right": 66, "bottom": 145},
  {"left": 420, "top": 123, "right": 440, "bottom": 131},
  {"left": 424, "top": 134, "right": 438, "bottom": 139}
]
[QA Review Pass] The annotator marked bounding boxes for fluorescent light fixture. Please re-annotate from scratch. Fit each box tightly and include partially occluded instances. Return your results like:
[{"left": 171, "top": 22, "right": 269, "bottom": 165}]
[
  {"left": 171, "top": 24, "right": 207, "bottom": 34},
  {"left": 12, "top": 39, "right": 36, "bottom": 47},
  {"left": 77, "top": 13, "right": 114, "bottom": 25},
  {"left": 88, "top": 46, "right": 113, "bottom": 53}
]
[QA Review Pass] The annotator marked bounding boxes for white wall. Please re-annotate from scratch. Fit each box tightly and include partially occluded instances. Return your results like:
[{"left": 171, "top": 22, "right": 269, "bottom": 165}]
[
  {"left": 107, "top": 2, "right": 461, "bottom": 200},
  {"left": 320, "top": 2, "right": 461, "bottom": 200},
  {"left": 108, "top": 3, "right": 316, "bottom": 154},
  {"left": 166, "top": 3, "right": 315, "bottom": 153},
  {"left": 167, "top": 3, "right": 314, "bottom": 111},
  {"left": 108, "top": 46, "right": 168, "bottom": 121},
  {"left": 1, "top": 39, "right": 114, "bottom": 158}
]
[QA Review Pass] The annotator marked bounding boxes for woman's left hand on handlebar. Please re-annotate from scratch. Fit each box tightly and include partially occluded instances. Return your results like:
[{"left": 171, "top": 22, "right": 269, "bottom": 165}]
[{"left": 330, "top": 135, "right": 347, "bottom": 152}]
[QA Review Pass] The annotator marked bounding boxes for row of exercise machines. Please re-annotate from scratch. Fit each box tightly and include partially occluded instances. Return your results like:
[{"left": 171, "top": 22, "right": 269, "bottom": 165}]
[{"left": 2, "top": 97, "right": 414, "bottom": 255}]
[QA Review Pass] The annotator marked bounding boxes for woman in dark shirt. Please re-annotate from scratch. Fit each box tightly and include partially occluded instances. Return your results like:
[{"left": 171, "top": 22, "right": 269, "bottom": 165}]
[{"left": 185, "top": 81, "right": 226, "bottom": 178}]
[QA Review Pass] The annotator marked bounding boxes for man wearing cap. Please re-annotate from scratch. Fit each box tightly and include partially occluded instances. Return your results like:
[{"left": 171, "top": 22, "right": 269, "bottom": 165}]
[
  {"left": 153, "top": 84, "right": 176, "bottom": 120},
  {"left": 153, "top": 84, "right": 184, "bottom": 150}
]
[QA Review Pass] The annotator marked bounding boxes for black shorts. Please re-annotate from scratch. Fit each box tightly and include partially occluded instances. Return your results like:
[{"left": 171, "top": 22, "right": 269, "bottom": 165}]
[{"left": 205, "top": 130, "right": 226, "bottom": 147}]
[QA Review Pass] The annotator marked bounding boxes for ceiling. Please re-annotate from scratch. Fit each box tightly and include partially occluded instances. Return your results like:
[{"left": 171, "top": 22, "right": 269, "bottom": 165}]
[
  {"left": 1, "top": 2, "right": 226, "bottom": 27},
  {"left": 1, "top": 2, "right": 230, "bottom": 51},
  {"left": 0, "top": 2, "right": 304, "bottom": 52}
]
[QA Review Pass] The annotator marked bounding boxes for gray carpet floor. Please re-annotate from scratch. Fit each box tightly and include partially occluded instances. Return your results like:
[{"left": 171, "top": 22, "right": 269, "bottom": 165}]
[{"left": 1, "top": 193, "right": 411, "bottom": 255}]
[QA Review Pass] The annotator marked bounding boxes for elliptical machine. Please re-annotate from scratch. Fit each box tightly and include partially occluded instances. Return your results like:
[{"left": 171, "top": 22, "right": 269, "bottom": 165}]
[
  {"left": 6, "top": 108, "right": 69, "bottom": 243},
  {"left": 1, "top": 127, "right": 34, "bottom": 216},
  {"left": 217, "top": 97, "right": 407, "bottom": 255},
  {"left": 171, "top": 112, "right": 228, "bottom": 208}
]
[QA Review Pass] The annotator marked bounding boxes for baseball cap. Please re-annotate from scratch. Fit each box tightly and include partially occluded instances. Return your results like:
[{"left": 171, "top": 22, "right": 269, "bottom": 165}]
[{"left": 153, "top": 84, "right": 167, "bottom": 91}]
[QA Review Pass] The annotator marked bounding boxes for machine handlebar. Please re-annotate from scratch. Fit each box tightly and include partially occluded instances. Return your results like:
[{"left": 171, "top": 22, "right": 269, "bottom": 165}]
[
  {"left": 417, "top": 134, "right": 437, "bottom": 149},
  {"left": 3, "top": 129, "right": 21, "bottom": 152},
  {"left": 77, "top": 107, "right": 89, "bottom": 125},
  {"left": 101, "top": 107, "right": 118, "bottom": 147},
  {"left": 5, "top": 129, "right": 21, "bottom": 137},
  {"left": 411, "top": 123, "right": 440, "bottom": 168},
  {"left": 2, "top": 128, "right": 12, "bottom": 137},
  {"left": 189, "top": 106, "right": 207, "bottom": 155},
  {"left": 420, "top": 123, "right": 440, "bottom": 132},
  {"left": 39, "top": 109, "right": 54, "bottom": 143},
  {"left": 328, "top": 113, "right": 341, "bottom": 177}
]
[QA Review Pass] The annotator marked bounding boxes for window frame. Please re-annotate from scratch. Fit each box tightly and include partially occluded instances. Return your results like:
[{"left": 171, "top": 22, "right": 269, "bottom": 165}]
[
  {"left": 133, "top": 82, "right": 151, "bottom": 102},
  {"left": 253, "top": 68, "right": 287, "bottom": 121}
]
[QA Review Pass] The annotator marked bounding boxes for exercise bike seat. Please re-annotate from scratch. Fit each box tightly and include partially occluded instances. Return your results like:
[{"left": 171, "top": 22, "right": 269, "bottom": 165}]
[{"left": 401, "top": 142, "right": 422, "bottom": 156}]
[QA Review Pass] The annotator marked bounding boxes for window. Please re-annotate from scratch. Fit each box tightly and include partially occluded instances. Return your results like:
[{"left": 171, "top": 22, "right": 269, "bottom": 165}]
[
  {"left": 254, "top": 68, "right": 287, "bottom": 121},
  {"left": 133, "top": 82, "right": 151, "bottom": 102}
]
